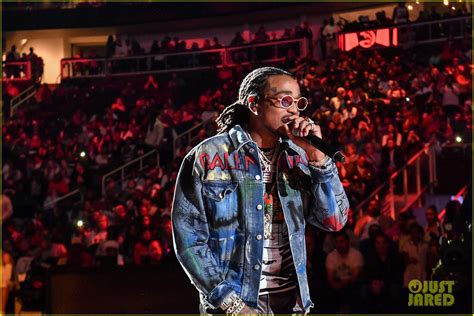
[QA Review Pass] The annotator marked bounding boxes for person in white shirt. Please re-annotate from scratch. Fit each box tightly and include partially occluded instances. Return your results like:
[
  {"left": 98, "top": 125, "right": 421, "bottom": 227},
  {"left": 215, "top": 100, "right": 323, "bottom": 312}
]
[
  {"left": 400, "top": 223, "right": 428, "bottom": 287},
  {"left": 441, "top": 76, "right": 461, "bottom": 123},
  {"left": 325, "top": 231, "right": 364, "bottom": 312},
  {"left": 322, "top": 17, "right": 341, "bottom": 57}
]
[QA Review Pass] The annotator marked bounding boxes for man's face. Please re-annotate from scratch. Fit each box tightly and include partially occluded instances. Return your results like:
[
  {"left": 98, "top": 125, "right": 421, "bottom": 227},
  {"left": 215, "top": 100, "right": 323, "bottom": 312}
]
[
  {"left": 98, "top": 215, "right": 108, "bottom": 231},
  {"left": 367, "top": 199, "right": 380, "bottom": 217},
  {"left": 254, "top": 75, "right": 301, "bottom": 136},
  {"left": 425, "top": 208, "right": 437, "bottom": 224},
  {"left": 374, "top": 235, "right": 388, "bottom": 256}
]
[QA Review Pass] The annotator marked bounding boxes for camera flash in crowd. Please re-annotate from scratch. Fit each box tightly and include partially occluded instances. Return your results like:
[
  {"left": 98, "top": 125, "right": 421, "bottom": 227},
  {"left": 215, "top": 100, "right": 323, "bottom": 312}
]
[
  {"left": 76, "top": 220, "right": 84, "bottom": 228},
  {"left": 80, "top": 151, "right": 86, "bottom": 158},
  {"left": 455, "top": 136, "right": 462, "bottom": 143}
]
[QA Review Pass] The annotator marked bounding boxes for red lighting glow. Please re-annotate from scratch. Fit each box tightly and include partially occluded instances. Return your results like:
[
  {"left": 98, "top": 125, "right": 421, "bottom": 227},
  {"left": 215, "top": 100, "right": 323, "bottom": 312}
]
[{"left": 339, "top": 27, "right": 399, "bottom": 51}]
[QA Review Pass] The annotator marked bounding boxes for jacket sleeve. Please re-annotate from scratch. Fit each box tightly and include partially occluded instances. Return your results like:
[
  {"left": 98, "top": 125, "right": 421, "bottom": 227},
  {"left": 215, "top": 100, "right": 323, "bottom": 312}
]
[
  {"left": 304, "top": 158, "right": 350, "bottom": 232},
  {"left": 171, "top": 152, "right": 237, "bottom": 309}
]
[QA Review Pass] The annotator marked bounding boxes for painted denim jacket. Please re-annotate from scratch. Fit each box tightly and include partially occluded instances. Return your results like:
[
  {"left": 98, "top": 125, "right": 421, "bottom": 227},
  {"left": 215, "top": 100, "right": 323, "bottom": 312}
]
[{"left": 172, "top": 125, "right": 349, "bottom": 312}]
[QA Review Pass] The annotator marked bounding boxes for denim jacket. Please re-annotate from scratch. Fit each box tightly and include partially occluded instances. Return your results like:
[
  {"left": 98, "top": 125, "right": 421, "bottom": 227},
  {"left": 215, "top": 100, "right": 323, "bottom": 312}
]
[{"left": 172, "top": 125, "right": 349, "bottom": 312}]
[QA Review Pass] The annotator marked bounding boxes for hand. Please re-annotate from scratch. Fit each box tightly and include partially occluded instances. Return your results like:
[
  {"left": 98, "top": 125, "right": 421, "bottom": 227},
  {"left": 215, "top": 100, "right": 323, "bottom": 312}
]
[
  {"left": 238, "top": 304, "right": 260, "bottom": 315},
  {"left": 282, "top": 115, "right": 325, "bottom": 161}
]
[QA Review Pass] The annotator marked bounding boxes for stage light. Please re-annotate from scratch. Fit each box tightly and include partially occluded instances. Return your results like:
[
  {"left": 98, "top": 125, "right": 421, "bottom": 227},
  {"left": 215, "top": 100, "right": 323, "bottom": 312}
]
[
  {"left": 76, "top": 220, "right": 84, "bottom": 228},
  {"left": 80, "top": 151, "right": 86, "bottom": 158},
  {"left": 407, "top": 5, "right": 413, "bottom": 10},
  {"left": 415, "top": 0, "right": 420, "bottom": 3},
  {"left": 443, "top": 0, "right": 449, "bottom": 5},
  {"left": 455, "top": 136, "right": 462, "bottom": 143},
  {"left": 406, "top": 97, "right": 411, "bottom": 102},
  {"left": 451, "top": 6, "right": 456, "bottom": 10}
]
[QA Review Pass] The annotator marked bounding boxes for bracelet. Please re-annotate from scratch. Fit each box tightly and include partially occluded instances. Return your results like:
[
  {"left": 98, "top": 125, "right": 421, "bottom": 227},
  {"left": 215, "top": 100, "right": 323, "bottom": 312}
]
[
  {"left": 220, "top": 292, "right": 240, "bottom": 311},
  {"left": 309, "top": 155, "right": 330, "bottom": 168},
  {"left": 225, "top": 297, "right": 245, "bottom": 315}
]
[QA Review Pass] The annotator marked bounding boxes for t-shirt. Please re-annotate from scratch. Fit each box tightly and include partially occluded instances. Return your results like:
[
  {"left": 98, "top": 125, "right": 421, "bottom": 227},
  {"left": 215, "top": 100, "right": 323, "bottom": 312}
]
[
  {"left": 258, "top": 146, "right": 297, "bottom": 295},
  {"left": 400, "top": 240, "right": 428, "bottom": 287},
  {"left": 325, "top": 248, "right": 364, "bottom": 282}
]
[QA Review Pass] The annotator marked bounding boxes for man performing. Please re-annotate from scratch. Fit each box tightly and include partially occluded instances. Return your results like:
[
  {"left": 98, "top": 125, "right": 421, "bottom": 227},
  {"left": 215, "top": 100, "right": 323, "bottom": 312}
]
[{"left": 171, "top": 67, "right": 349, "bottom": 314}]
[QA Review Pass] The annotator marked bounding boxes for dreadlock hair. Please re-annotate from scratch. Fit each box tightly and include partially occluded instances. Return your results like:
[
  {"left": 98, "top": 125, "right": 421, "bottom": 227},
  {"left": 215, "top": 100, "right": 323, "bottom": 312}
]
[{"left": 216, "top": 67, "right": 294, "bottom": 134}]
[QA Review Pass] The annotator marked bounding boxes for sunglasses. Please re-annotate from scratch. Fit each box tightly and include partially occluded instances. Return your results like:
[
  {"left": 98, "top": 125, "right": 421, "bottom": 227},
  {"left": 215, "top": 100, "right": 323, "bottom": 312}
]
[{"left": 265, "top": 95, "right": 309, "bottom": 111}]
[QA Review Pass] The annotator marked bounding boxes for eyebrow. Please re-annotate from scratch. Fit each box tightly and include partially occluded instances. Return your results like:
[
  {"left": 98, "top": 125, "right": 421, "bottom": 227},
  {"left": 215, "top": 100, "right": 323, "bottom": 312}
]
[{"left": 268, "top": 90, "right": 300, "bottom": 97}]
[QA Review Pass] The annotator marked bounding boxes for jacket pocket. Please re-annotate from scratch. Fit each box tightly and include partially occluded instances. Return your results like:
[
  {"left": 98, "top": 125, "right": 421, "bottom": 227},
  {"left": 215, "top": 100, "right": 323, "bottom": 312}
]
[
  {"left": 202, "top": 181, "right": 239, "bottom": 231},
  {"left": 202, "top": 181, "right": 238, "bottom": 201}
]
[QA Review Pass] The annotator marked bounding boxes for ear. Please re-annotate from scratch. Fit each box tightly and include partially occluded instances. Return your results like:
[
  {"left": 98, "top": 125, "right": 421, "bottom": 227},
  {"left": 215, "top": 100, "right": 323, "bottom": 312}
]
[
  {"left": 249, "top": 103, "right": 258, "bottom": 115},
  {"left": 247, "top": 95, "right": 259, "bottom": 115}
]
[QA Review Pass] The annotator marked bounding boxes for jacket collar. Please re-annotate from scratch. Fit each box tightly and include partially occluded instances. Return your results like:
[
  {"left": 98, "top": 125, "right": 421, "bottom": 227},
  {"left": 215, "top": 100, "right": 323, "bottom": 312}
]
[{"left": 228, "top": 125, "right": 304, "bottom": 155}]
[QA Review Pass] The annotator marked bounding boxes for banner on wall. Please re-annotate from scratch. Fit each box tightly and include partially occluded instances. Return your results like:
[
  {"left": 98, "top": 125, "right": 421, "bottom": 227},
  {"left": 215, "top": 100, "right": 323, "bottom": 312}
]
[{"left": 338, "top": 27, "right": 398, "bottom": 51}]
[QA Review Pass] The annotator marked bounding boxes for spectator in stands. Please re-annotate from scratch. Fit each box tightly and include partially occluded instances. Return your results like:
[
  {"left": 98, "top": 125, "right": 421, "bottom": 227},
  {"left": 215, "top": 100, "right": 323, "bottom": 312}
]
[
  {"left": 381, "top": 123, "right": 402, "bottom": 147},
  {"left": 211, "top": 37, "right": 222, "bottom": 48},
  {"left": 281, "top": 28, "right": 293, "bottom": 39},
  {"left": 150, "top": 40, "right": 160, "bottom": 54},
  {"left": 6, "top": 45, "right": 20, "bottom": 78},
  {"left": 441, "top": 76, "right": 461, "bottom": 123},
  {"left": 5, "top": 82, "right": 19, "bottom": 99},
  {"left": 27, "top": 47, "right": 41, "bottom": 79},
  {"left": 361, "top": 232, "right": 403, "bottom": 313},
  {"left": 133, "top": 229, "right": 152, "bottom": 265},
  {"left": 325, "top": 230, "right": 364, "bottom": 313},
  {"left": 230, "top": 31, "right": 245, "bottom": 46},
  {"left": 253, "top": 25, "right": 270, "bottom": 42},
  {"left": 106, "top": 35, "right": 116, "bottom": 58},
  {"left": 386, "top": 80, "right": 406, "bottom": 104},
  {"left": 392, "top": 2, "right": 409, "bottom": 24},
  {"left": 322, "top": 226, "right": 359, "bottom": 254},
  {"left": 381, "top": 138, "right": 404, "bottom": 176},
  {"left": 145, "top": 111, "right": 165, "bottom": 148},
  {"left": 318, "top": 19, "right": 328, "bottom": 60},
  {"left": 1, "top": 251, "right": 14, "bottom": 313},
  {"left": 424, "top": 205, "right": 443, "bottom": 242},
  {"left": 148, "top": 240, "right": 163, "bottom": 264},
  {"left": 85, "top": 213, "right": 109, "bottom": 248},
  {"left": 329, "top": 87, "right": 346, "bottom": 113},
  {"left": 322, "top": 17, "right": 340, "bottom": 58},
  {"left": 354, "top": 198, "right": 394, "bottom": 239},
  {"left": 400, "top": 223, "right": 428, "bottom": 287}
]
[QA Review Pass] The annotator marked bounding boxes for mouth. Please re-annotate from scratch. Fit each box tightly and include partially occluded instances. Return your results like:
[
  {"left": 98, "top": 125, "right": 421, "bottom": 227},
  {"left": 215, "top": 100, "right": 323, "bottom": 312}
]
[{"left": 281, "top": 115, "right": 293, "bottom": 124}]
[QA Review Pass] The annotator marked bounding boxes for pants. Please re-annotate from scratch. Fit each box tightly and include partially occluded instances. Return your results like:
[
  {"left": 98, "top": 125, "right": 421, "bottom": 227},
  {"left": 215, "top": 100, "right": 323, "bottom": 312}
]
[{"left": 201, "top": 289, "right": 305, "bottom": 315}]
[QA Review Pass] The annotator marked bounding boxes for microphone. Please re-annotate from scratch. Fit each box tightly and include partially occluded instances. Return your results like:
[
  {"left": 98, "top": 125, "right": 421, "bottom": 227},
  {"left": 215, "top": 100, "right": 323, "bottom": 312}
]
[
  {"left": 300, "top": 133, "right": 346, "bottom": 163},
  {"left": 284, "top": 118, "right": 345, "bottom": 163}
]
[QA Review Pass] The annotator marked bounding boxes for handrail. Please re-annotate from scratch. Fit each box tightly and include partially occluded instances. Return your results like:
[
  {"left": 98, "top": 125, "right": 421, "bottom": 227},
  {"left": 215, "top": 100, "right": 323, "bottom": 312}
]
[
  {"left": 339, "top": 15, "right": 471, "bottom": 34},
  {"left": 43, "top": 188, "right": 83, "bottom": 209},
  {"left": 60, "top": 38, "right": 306, "bottom": 80},
  {"left": 101, "top": 149, "right": 160, "bottom": 195},
  {"left": 172, "top": 118, "right": 214, "bottom": 159},
  {"left": 354, "top": 140, "right": 435, "bottom": 215},
  {"left": 438, "top": 184, "right": 468, "bottom": 222},
  {"left": 10, "top": 84, "right": 37, "bottom": 117},
  {"left": 2, "top": 61, "right": 32, "bottom": 81}
]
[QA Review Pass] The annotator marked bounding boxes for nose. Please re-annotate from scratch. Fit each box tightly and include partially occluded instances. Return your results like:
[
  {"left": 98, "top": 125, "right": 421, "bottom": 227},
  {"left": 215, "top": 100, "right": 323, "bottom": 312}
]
[{"left": 287, "top": 103, "right": 299, "bottom": 115}]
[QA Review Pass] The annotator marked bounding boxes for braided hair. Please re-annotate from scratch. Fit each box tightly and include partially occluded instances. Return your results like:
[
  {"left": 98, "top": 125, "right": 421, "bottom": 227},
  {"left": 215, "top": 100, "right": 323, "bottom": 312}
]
[{"left": 216, "top": 67, "right": 294, "bottom": 134}]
